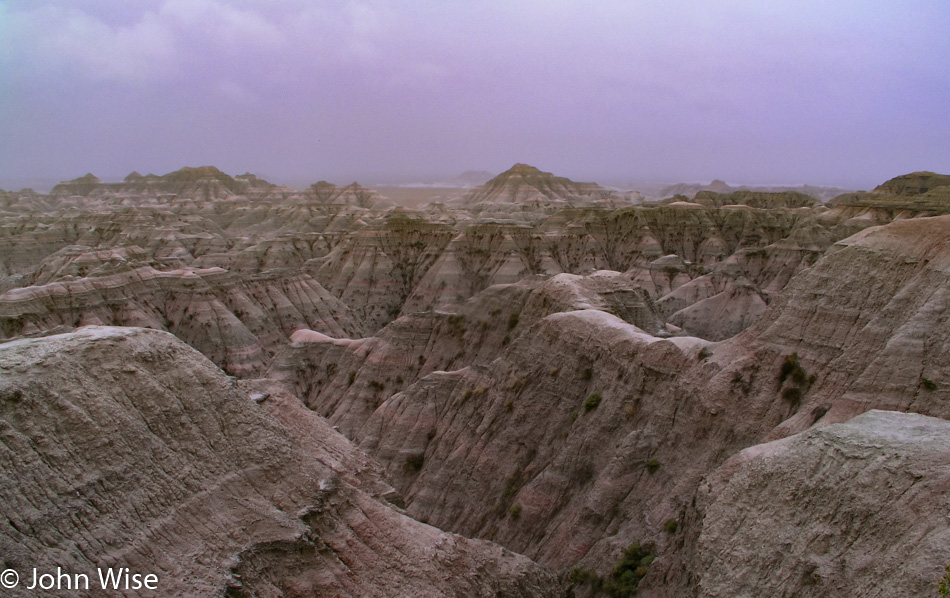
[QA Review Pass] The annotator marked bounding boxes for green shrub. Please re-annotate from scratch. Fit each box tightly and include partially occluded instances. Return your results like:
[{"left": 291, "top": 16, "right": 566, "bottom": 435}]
[
  {"left": 602, "top": 542, "right": 655, "bottom": 598},
  {"left": 646, "top": 459, "right": 661, "bottom": 474},
  {"left": 923, "top": 378, "right": 938, "bottom": 391},
  {"left": 698, "top": 347, "right": 710, "bottom": 361},
  {"left": 507, "top": 312, "right": 520, "bottom": 330},
  {"left": 584, "top": 391, "right": 602, "bottom": 411},
  {"left": 582, "top": 367, "right": 593, "bottom": 381},
  {"left": 347, "top": 371, "right": 356, "bottom": 386},
  {"left": 938, "top": 564, "right": 950, "bottom": 597},
  {"left": 505, "top": 400, "right": 514, "bottom": 412},
  {"left": 568, "top": 543, "right": 656, "bottom": 598},
  {"left": 664, "top": 518, "right": 679, "bottom": 533},
  {"left": 508, "top": 503, "right": 521, "bottom": 519}
]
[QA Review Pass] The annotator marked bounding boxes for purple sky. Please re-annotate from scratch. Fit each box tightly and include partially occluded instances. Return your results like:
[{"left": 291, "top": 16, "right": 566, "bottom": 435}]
[{"left": 1, "top": 0, "right": 948, "bottom": 190}]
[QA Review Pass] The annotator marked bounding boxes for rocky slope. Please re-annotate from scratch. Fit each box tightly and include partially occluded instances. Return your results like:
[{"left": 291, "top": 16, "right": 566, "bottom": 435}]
[
  {"left": 288, "top": 212, "right": 950, "bottom": 596},
  {"left": 692, "top": 410, "right": 950, "bottom": 598},
  {"left": 3, "top": 167, "right": 950, "bottom": 596},
  {"left": 453, "top": 164, "right": 636, "bottom": 212},
  {"left": 0, "top": 326, "right": 557, "bottom": 597},
  {"left": 0, "top": 261, "right": 362, "bottom": 376},
  {"left": 269, "top": 269, "right": 666, "bottom": 437}
]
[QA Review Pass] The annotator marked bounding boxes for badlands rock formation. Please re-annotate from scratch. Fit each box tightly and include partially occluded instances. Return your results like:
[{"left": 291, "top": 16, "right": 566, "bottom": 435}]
[
  {"left": 0, "top": 326, "right": 557, "bottom": 597},
  {"left": 454, "top": 163, "right": 632, "bottom": 211},
  {"left": 2, "top": 165, "right": 949, "bottom": 596},
  {"left": 692, "top": 410, "right": 950, "bottom": 598},
  {"left": 287, "top": 199, "right": 950, "bottom": 596}
]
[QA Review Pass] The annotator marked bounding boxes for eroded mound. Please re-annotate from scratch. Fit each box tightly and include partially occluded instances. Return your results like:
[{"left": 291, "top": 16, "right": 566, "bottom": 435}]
[
  {"left": 694, "top": 410, "right": 950, "bottom": 598},
  {"left": 0, "top": 326, "right": 556, "bottom": 597}
]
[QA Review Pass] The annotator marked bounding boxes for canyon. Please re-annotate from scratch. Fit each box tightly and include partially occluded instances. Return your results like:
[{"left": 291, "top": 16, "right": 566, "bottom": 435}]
[{"left": 1, "top": 164, "right": 948, "bottom": 596}]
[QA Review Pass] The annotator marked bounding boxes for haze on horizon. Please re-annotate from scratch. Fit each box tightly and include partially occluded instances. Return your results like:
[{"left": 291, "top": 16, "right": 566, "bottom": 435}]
[{"left": 1, "top": 0, "right": 948, "bottom": 191}]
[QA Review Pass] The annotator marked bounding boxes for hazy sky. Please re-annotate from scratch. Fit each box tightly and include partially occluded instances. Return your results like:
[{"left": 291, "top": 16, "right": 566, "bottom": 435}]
[{"left": 1, "top": 0, "right": 948, "bottom": 189}]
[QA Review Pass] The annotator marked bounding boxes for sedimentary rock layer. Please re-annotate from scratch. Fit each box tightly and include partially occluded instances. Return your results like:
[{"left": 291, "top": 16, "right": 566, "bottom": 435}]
[{"left": 0, "top": 326, "right": 557, "bottom": 597}]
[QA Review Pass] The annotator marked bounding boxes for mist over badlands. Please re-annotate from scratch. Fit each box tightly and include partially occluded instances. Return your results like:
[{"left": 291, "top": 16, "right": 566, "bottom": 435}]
[{"left": 1, "top": 164, "right": 949, "bottom": 597}]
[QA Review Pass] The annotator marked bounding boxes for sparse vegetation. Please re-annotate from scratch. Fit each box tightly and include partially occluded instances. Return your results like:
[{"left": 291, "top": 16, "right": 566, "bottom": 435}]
[
  {"left": 567, "top": 542, "right": 656, "bottom": 598},
  {"left": 782, "top": 386, "right": 802, "bottom": 404},
  {"left": 778, "top": 352, "right": 807, "bottom": 386},
  {"left": 505, "top": 400, "right": 514, "bottom": 412},
  {"left": 508, "top": 376, "right": 527, "bottom": 391},
  {"left": 582, "top": 367, "right": 593, "bottom": 381},
  {"left": 584, "top": 391, "right": 602, "bottom": 411},
  {"left": 698, "top": 346, "right": 710, "bottom": 360},
  {"left": 347, "top": 371, "right": 356, "bottom": 386},
  {"left": 507, "top": 312, "right": 520, "bottom": 330},
  {"left": 446, "top": 314, "right": 467, "bottom": 337},
  {"left": 664, "top": 518, "right": 679, "bottom": 533},
  {"left": 646, "top": 459, "right": 661, "bottom": 474},
  {"left": 404, "top": 453, "right": 425, "bottom": 472},
  {"left": 938, "top": 564, "right": 950, "bottom": 597},
  {"left": 502, "top": 334, "right": 511, "bottom": 345},
  {"left": 368, "top": 379, "right": 385, "bottom": 392},
  {"left": 508, "top": 503, "right": 521, "bottom": 519},
  {"left": 922, "top": 378, "right": 938, "bottom": 391}
]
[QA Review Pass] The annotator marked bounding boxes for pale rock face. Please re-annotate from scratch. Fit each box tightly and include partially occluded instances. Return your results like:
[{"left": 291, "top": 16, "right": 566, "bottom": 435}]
[
  {"left": 0, "top": 326, "right": 557, "bottom": 597},
  {"left": 693, "top": 410, "right": 950, "bottom": 598}
]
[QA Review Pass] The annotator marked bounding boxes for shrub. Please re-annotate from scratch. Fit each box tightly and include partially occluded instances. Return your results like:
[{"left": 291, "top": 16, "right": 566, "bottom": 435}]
[
  {"left": 778, "top": 352, "right": 807, "bottom": 386},
  {"left": 782, "top": 386, "right": 802, "bottom": 404},
  {"left": 508, "top": 503, "right": 522, "bottom": 519},
  {"left": 507, "top": 313, "right": 520, "bottom": 330},
  {"left": 582, "top": 367, "right": 593, "bottom": 381},
  {"left": 396, "top": 375, "right": 404, "bottom": 384},
  {"left": 347, "top": 371, "right": 356, "bottom": 386},
  {"left": 569, "top": 543, "right": 656, "bottom": 598},
  {"left": 938, "top": 564, "right": 950, "bottom": 597},
  {"left": 664, "top": 518, "right": 679, "bottom": 533},
  {"left": 505, "top": 400, "right": 514, "bottom": 412},
  {"left": 584, "top": 391, "right": 602, "bottom": 412},
  {"left": 602, "top": 542, "right": 655, "bottom": 598},
  {"left": 404, "top": 453, "right": 424, "bottom": 472},
  {"left": 646, "top": 459, "right": 661, "bottom": 474},
  {"left": 568, "top": 567, "right": 599, "bottom": 586},
  {"left": 368, "top": 380, "right": 385, "bottom": 392},
  {"left": 502, "top": 334, "right": 511, "bottom": 345},
  {"left": 923, "top": 378, "right": 938, "bottom": 391},
  {"left": 698, "top": 347, "right": 710, "bottom": 361}
]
